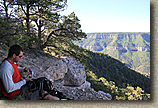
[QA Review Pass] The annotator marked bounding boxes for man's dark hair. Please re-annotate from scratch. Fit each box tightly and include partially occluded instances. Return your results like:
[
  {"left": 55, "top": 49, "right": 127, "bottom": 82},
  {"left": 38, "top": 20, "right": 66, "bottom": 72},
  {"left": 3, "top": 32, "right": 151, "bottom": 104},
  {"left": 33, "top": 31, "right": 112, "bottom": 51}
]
[{"left": 8, "top": 45, "right": 23, "bottom": 57}]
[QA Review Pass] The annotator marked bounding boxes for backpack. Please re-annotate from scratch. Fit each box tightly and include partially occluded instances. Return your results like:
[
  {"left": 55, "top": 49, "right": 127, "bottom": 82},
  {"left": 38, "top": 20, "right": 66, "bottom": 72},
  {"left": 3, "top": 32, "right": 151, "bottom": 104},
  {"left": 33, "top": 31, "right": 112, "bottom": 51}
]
[{"left": 26, "top": 77, "right": 70, "bottom": 100}]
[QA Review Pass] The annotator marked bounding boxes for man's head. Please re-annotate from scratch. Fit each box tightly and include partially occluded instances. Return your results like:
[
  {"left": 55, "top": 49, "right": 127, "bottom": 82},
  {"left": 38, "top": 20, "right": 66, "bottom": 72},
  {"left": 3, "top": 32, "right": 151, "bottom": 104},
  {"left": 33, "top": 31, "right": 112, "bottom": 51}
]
[{"left": 8, "top": 45, "right": 23, "bottom": 63}]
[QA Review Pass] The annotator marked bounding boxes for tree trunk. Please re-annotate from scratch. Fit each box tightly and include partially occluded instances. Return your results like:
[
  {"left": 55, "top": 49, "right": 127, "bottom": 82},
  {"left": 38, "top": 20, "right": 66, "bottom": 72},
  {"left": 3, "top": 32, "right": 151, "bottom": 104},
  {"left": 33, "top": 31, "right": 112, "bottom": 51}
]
[
  {"left": 3, "top": 0, "right": 9, "bottom": 21},
  {"left": 26, "top": 4, "right": 30, "bottom": 36},
  {"left": 38, "top": 20, "right": 42, "bottom": 40}
]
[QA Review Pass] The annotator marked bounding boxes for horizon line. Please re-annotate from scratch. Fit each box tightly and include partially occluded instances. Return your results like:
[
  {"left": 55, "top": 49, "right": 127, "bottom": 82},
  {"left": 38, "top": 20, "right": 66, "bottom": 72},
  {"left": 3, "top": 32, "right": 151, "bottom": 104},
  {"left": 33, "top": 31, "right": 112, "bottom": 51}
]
[{"left": 85, "top": 32, "right": 150, "bottom": 34}]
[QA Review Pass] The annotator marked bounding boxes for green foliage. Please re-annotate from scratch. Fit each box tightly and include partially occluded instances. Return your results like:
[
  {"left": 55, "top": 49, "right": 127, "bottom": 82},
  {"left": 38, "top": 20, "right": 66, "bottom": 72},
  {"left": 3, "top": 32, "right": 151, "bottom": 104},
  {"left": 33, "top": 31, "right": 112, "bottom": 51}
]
[
  {"left": 84, "top": 50, "right": 150, "bottom": 95},
  {"left": 45, "top": 43, "right": 90, "bottom": 63},
  {"left": 0, "top": 0, "right": 88, "bottom": 61},
  {"left": 15, "top": 95, "right": 23, "bottom": 100},
  {"left": 85, "top": 67, "right": 150, "bottom": 100}
]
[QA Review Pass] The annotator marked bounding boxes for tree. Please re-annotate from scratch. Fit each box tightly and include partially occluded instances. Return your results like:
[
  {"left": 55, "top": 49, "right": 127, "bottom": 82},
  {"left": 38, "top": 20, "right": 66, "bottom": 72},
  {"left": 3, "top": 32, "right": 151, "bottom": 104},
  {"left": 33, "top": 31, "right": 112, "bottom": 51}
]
[
  {"left": 0, "top": 0, "right": 89, "bottom": 62},
  {"left": 10, "top": 0, "right": 66, "bottom": 37},
  {"left": 0, "top": 0, "right": 24, "bottom": 46}
]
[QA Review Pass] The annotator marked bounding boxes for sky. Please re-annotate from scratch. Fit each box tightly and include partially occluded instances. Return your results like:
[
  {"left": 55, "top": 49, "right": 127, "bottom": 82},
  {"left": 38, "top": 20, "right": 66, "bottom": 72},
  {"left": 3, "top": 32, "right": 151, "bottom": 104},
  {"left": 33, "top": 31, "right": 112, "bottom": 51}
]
[{"left": 61, "top": 0, "right": 150, "bottom": 33}]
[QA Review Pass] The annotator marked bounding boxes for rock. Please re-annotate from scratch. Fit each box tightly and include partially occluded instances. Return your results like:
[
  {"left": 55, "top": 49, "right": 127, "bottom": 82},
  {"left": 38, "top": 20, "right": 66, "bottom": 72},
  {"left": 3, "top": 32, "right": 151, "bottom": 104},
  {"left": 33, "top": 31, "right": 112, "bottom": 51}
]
[
  {"left": 86, "top": 81, "right": 91, "bottom": 87},
  {"left": 76, "top": 81, "right": 91, "bottom": 89},
  {"left": 45, "top": 59, "right": 67, "bottom": 81},
  {"left": 63, "top": 57, "right": 86, "bottom": 86},
  {"left": 0, "top": 48, "right": 111, "bottom": 100},
  {"left": 98, "top": 91, "right": 112, "bottom": 100},
  {"left": 52, "top": 84, "right": 112, "bottom": 100}
]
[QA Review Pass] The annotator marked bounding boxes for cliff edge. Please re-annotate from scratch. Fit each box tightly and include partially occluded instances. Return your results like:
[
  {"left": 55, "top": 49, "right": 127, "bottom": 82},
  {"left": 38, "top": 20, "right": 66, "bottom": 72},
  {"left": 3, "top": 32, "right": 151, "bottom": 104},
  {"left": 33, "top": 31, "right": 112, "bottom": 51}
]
[{"left": 0, "top": 48, "right": 112, "bottom": 100}]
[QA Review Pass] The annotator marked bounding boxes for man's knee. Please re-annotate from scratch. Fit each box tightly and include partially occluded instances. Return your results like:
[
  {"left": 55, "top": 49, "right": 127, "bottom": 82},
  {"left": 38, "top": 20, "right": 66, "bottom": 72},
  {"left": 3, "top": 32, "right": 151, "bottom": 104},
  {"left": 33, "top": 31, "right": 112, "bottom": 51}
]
[{"left": 44, "top": 94, "right": 60, "bottom": 100}]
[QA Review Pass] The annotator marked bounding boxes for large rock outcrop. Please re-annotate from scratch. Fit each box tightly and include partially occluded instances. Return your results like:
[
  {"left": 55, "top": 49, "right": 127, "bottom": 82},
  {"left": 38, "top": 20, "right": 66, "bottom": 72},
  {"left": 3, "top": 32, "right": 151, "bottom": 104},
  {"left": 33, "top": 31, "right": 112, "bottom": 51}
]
[{"left": 0, "top": 48, "right": 112, "bottom": 100}]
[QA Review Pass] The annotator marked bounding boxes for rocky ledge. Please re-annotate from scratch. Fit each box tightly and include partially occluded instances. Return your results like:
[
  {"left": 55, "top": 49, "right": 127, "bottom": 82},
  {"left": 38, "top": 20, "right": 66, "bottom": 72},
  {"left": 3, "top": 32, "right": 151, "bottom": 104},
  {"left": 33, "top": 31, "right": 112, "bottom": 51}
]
[{"left": 0, "top": 49, "right": 112, "bottom": 100}]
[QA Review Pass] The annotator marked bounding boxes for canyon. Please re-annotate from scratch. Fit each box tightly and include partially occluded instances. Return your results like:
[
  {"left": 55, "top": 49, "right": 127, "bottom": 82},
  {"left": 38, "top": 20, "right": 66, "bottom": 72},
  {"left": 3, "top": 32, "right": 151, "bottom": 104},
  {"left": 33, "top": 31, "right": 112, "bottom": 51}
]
[{"left": 75, "top": 32, "right": 150, "bottom": 74}]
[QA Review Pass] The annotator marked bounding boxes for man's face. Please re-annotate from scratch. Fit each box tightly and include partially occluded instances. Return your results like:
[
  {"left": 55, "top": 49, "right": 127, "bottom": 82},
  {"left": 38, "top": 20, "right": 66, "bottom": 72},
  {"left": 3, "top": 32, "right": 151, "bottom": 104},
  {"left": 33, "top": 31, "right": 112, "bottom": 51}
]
[{"left": 13, "top": 51, "right": 23, "bottom": 63}]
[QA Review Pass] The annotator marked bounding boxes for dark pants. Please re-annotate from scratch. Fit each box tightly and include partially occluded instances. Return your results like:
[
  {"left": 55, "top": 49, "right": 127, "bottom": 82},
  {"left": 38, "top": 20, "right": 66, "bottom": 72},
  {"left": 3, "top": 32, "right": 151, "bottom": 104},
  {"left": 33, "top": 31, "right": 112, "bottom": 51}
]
[{"left": 12, "top": 84, "right": 40, "bottom": 100}]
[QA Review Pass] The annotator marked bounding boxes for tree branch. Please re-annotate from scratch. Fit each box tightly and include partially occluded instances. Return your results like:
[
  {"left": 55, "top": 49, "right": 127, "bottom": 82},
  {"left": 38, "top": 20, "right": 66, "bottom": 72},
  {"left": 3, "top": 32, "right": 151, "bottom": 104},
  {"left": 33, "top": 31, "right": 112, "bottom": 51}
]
[
  {"left": 0, "top": 4, "right": 5, "bottom": 9},
  {"left": 20, "top": 5, "right": 27, "bottom": 15}
]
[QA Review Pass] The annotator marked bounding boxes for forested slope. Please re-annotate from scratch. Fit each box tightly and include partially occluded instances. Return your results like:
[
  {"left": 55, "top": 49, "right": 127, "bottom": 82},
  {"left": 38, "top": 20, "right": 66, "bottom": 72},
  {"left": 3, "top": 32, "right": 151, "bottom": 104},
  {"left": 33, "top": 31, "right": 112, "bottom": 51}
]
[{"left": 83, "top": 50, "right": 150, "bottom": 100}]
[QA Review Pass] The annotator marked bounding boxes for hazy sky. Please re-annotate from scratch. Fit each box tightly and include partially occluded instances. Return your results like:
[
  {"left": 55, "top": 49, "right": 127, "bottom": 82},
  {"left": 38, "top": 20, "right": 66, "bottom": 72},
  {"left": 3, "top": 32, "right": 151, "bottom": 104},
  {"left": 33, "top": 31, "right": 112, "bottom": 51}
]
[{"left": 61, "top": 0, "right": 150, "bottom": 33}]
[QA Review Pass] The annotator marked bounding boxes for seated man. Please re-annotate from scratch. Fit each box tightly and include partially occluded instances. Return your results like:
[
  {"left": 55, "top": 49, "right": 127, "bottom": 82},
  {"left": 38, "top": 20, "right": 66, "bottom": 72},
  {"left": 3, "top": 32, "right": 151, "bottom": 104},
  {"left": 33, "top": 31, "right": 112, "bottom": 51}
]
[{"left": 0, "top": 45, "right": 59, "bottom": 100}]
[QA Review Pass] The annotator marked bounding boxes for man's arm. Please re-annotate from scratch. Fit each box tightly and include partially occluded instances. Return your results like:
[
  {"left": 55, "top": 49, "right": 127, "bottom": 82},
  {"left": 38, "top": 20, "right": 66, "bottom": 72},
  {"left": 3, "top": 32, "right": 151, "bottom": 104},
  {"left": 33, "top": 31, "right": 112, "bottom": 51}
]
[
  {"left": 0, "top": 62, "right": 26, "bottom": 93},
  {"left": 18, "top": 66, "right": 25, "bottom": 73}
]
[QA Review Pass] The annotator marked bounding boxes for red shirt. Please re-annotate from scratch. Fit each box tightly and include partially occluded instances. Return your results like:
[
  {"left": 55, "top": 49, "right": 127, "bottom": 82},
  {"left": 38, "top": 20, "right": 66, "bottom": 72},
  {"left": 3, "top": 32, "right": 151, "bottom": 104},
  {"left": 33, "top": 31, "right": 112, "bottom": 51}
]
[{"left": 0, "top": 59, "right": 22, "bottom": 99}]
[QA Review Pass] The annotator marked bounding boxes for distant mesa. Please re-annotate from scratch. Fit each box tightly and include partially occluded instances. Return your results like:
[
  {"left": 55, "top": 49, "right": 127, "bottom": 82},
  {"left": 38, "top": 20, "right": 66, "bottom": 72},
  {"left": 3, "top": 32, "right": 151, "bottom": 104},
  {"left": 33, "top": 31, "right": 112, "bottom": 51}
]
[
  {"left": 75, "top": 32, "right": 150, "bottom": 74},
  {"left": 84, "top": 45, "right": 103, "bottom": 51},
  {"left": 79, "top": 32, "right": 150, "bottom": 52}
]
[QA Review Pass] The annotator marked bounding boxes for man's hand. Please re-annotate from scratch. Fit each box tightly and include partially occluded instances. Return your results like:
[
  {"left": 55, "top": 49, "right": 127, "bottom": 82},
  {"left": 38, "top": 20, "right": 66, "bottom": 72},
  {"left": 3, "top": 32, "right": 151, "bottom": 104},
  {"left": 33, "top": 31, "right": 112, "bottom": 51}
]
[
  {"left": 24, "top": 67, "right": 33, "bottom": 79},
  {"left": 25, "top": 77, "right": 30, "bottom": 82},
  {"left": 24, "top": 68, "right": 32, "bottom": 76},
  {"left": 25, "top": 73, "right": 32, "bottom": 82},
  {"left": 24, "top": 68, "right": 31, "bottom": 72}
]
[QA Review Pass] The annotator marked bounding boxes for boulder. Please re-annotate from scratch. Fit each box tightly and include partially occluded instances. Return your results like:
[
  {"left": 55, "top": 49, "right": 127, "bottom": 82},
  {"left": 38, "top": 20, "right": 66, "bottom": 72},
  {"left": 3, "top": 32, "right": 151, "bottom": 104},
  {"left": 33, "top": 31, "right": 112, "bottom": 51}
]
[
  {"left": 62, "top": 57, "right": 86, "bottom": 86},
  {"left": 45, "top": 59, "right": 67, "bottom": 81},
  {"left": 0, "top": 48, "right": 111, "bottom": 100},
  {"left": 53, "top": 83, "right": 112, "bottom": 100},
  {"left": 98, "top": 91, "right": 112, "bottom": 100}
]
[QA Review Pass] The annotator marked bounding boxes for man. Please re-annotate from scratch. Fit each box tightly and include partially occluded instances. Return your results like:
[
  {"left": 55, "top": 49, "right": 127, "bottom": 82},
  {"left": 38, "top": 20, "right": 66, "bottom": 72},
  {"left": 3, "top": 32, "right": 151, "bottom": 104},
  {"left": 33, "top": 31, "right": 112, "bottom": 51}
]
[{"left": 0, "top": 45, "right": 59, "bottom": 100}]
